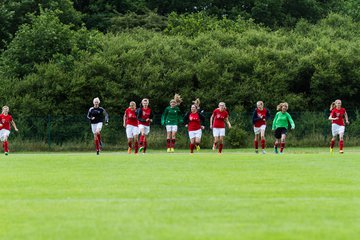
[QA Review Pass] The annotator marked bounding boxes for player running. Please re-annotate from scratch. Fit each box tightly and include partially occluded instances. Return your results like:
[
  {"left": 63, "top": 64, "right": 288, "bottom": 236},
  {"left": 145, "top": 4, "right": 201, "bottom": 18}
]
[
  {"left": 210, "top": 102, "right": 231, "bottom": 154},
  {"left": 184, "top": 104, "right": 205, "bottom": 154},
  {"left": 87, "top": 98, "right": 109, "bottom": 155},
  {"left": 137, "top": 98, "right": 153, "bottom": 154},
  {"left": 0, "top": 106, "right": 19, "bottom": 155},
  {"left": 328, "top": 99, "right": 349, "bottom": 154},
  {"left": 272, "top": 102, "right": 295, "bottom": 154},
  {"left": 161, "top": 94, "right": 183, "bottom": 153},
  {"left": 124, "top": 101, "right": 139, "bottom": 154},
  {"left": 252, "top": 101, "right": 270, "bottom": 154}
]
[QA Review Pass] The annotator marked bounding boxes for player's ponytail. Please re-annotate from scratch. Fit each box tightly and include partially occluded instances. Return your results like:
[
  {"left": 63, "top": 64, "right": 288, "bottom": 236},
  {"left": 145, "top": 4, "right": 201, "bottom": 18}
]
[
  {"left": 174, "top": 94, "right": 182, "bottom": 105},
  {"left": 192, "top": 98, "right": 201, "bottom": 109}
]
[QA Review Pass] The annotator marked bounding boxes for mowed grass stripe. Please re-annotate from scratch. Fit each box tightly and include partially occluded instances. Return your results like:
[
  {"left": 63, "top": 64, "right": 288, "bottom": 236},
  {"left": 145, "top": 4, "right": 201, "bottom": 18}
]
[{"left": 1, "top": 152, "right": 360, "bottom": 239}]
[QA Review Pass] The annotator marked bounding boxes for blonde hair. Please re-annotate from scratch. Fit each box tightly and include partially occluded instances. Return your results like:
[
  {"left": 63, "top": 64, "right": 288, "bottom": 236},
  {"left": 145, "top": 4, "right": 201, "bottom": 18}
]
[
  {"left": 93, "top": 97, "right": 100, "bottom": 104},
  {"left": 173, "top": 94, "right": 182, "bottom": 105},
  {"left": 142, "top": 98, "right": 149, "bottom": 105},
  {"left": 129, "top": 101, "right": 136, "bottom": 107},
  {"left": 219, "top": 102, "right": 226, "bottom": 108},
  {"left": 330, "top": 99, "right": 341, "bottom": 111},
  {"left": 192, "top": 98, "right": 201, "bottom": 108},
  {"left": 2, "top": 106, "right": 9, "bottom": 113},
  {"left": 277, "top": 102, "right": 288, "bottom": 111},
  {"left": 257, "top": 101, "right": 263, "bottom": 107}
]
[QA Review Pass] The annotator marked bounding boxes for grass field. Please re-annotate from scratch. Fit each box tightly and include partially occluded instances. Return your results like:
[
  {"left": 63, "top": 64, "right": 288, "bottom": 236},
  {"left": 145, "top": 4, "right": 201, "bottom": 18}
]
[{"left": 1, "top": 148, "right": 360, "bottom": 239}]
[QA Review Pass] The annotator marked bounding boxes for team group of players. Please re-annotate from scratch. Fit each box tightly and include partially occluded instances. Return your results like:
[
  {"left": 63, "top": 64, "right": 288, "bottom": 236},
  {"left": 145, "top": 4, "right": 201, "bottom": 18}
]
[{"left": 86, "top": 95, "right": 349, "bottom": 155}]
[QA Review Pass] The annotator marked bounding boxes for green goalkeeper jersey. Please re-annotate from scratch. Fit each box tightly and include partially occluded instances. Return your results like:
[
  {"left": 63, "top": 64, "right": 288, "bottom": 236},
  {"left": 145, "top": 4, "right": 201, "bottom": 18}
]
[
  {"left": 161, "top": 106, "right": 183, "bottom": 126},
  {"left": 272, "top": 111, "right": 295, "bottom": 130}
]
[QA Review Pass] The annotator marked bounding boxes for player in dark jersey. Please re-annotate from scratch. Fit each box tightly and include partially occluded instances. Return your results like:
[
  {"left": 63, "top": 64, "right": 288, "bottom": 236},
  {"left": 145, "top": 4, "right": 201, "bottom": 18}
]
[
  {"left": 252, "top": 101, "right": 270, "bottom": 154},
  {"left": 0, "top": 106, "right": 19, "bottom": 155},
  {"left": 137, "top": 98, "right": 153, "bottom": 154},
  {"left": 87, "top": 97, "right": 109, "bottom": 155}
]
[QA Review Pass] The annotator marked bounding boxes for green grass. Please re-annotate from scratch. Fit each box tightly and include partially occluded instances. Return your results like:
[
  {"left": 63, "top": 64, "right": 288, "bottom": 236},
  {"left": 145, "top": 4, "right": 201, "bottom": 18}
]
[{"left": 1, "top": 149, "right": 360, "bottom": 239}]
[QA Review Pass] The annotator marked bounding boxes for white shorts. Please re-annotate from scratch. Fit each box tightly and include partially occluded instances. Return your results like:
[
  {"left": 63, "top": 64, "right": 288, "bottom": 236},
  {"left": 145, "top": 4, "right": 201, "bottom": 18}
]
[
  {"left": 126, "top": 125, "right": 140, "bottom": 138},
  {"left": 139, "top": 124, "right": 150, "bottom": 135},
  {"left": 213, "top": 128, "right": 225, "bottom": 137},
  {"left": 166, "top": 125, "right": 178, "bottom": 132},
  {"left": 91, "top": 122, "right": 103, "bottom": 134},
  {"left": 332, "top": 124, "right": 345, "bottom": 136},
  {"left": 0, "top": 129, "right": 10, "bottom": 141},
  {"left": 254, "top": 125, "right": 266, "bottom": 135},
  {"left": 189, "top": 129, "right": 202, "bottom": 139}
]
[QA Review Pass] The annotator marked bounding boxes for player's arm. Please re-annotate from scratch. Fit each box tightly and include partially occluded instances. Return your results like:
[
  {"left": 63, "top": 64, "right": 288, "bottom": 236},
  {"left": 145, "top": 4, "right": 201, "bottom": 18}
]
[
  {"left": 252, "top": 109, "right": 261, "bottom": 124},
  {"left": 199, "top": 112, "right": 206, "bottom": 129},
  {"left": 103, "top": 108, "right": 109, "bottom": 124},
  {"left": 265, "top": 109, "right": 270, "bottom": 120},
  {"left": 344, "top": 111, "right": 350, "bottom": 124},
  {"left": 328, "top": 110, "right": 338, "bottom": 120},
  {"left": 286, "top": 113, "right": 295, "bottom": 129},
  {"left": 136, "top": 108, "right": 146, "bottom": 122},
  {"left": 123, "top": 113, "right": 127, "bottom": 127},
  {"left": 183, "top": 112, "right": 189, "bottom": 126},
  {"left": 11, "top": 120, "right": 18, "bottom": 131},
  {"left": 87, "top": 108, "right": 94, "bottom": 120},
  {"left": 178, "top": 108, "right": 183, "bottom": 124},
  {"left": 272, "top": 112, "right": 279, "bottom": 130},
  {"left": 148, "top": 110, "right": 154, "bottom": 123},
  {"left": 161, "top": 108, "right": 168, "bottom": 125},
  {"left": 209, "top": 113, "right": 214, "bottom": 129},
  {"left": 225, "top": 117, "right": 231, "bottom": 129}
]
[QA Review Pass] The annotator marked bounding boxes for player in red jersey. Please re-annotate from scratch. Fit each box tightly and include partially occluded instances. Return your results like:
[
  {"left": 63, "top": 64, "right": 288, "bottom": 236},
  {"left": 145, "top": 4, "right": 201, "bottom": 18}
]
[
  {"left": 328, "top": 99, "right": 349, "bottom": 154},
  {"left": 0, "top": 106, "right": 19, "bottom": 155},
  {"left": 137, "top": 98, "right": 153, "bottom": 154},
  {"left": 123, "top": 101, "right": 140, "bottom": 154},
  {"left": 210, "top": 102, "right": 231, "bottom": 154},
  {"left": 184, "top": 104, "right": 205, "bottom": 153},
  {"left": 252, "top": 101, "right": 270, "bottom": 154}
]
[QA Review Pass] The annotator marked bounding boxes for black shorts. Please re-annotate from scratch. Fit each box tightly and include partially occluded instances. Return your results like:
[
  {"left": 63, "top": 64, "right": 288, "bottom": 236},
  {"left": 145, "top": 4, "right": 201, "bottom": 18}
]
[{"left": 274, "top": 127, "right": 287, "bottom": 139}]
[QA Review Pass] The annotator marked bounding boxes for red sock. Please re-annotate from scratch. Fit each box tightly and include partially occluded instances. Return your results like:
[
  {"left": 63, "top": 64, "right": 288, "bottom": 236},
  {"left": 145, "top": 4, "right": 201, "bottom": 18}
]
[
  {"left": 339, "top": 140, "right": 344, "bottom": 151},
  {"left": 167, "top": 139, "right": 170, "bottom": 148},
  {"left": 190, "top": 144, "right": 194, "bottom": 153},
  {"left": 134, "top": 142, "right": 139, "bottom": 153},
  {"left": 280, "top": 142, "right": 285, "bottom": 152},
  {"left": 330, "top": 140, "right": 335, "bottom": 148},
  {"left": 128, "top": 141, "right": 132, "bottom": 149},
  {"left": 261, "top": 139, "right": 265, "bottom": 149},
  {"left": 98, "top": 133, "right": 101, "bottom": 143},
  {"left": 4, "top": 141, "right": 8, "bottom": 152},
  {"left": 171, "top": 139, "right": 175, "bottom": 148},
  {"left": 94, "top": 139, "right": 99, "bottom": 151},
  {"left": 274, "top": 142, "right": 278, "bottom": 149},
  {"left": 140, "top": 135, "right": 145, "bottom": 147},
  {"left": 144, "top": 140, "right": 147, "bottom": 153},
  {"left": 254, "top": 140, "right": 258, "bottom": 150},
  {"left": 213, "top": 142, "right": 217, "bottom": 148},
  {"left": 218, "top": 143, "right": 223, "bottom": 153}
]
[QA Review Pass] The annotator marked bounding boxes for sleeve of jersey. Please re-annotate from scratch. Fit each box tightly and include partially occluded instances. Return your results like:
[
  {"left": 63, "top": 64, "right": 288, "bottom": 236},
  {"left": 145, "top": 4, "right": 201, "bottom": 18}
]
[
  {"left": 161, "top": 108, "right": 168, "bottom": 125},
  {"left": 178, "top": 108, "right": 183, "bottom": 123},
  {"left": 183, "top": 112, "right": 189, "bottom": 125},
  {"left": 266, "top": 109, "right": 271, "bottom": 120},
  {"left": 103, "top": 108, "right": 109, "bottom": 123},
  {"left": 287, "top": 113, "right": 295, "bottom": 129},
  {"left": 87, "top": 108, "right": 92, "bottom": 120},
  {"left": 200, "top": 112, "right": 206, "bottom": 125},
  {"left": 252, "top": 109, "right": 261, "bottom": 124},
  {"left": 272, "top": 112, "right": 279, "bottom": 130},
  {"left": 137, "top": 108, "right": 146, "bottom": 122}
]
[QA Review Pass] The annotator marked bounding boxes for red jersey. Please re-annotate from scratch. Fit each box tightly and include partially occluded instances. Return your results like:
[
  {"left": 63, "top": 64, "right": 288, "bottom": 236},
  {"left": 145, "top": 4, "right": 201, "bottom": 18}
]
[
  {"left": 0, "top": 114, "right": 13, "bottom": 130},
  {"left": 125, "top": 108, "right": 138, "bottom": 127},
  {"left": 138, "top": 107, "right": 152, "bottom": 126},
  {"left": 212, "top": 108, "right": 228, "bottom": 128},
  {"left": 330, "top": 108, "right": 346, "bottom": 126},
  {"left": 254, "top": 108, "right": 268, "bottom": 128},
  {"left": 188, "top": 112, "right": 201, "bottom": 131}
]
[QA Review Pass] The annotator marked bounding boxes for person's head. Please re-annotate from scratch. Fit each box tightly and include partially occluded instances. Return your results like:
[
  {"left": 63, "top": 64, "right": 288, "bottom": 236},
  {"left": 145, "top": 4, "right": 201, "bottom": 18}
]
[
  {"left": 129, "top": 101, "right": 136, "bottom": 110},
  {"left": 191, "top": 104, "right": 197, "bottom": 113},
  {"left": 2, "top": 106, "right": 9, "bottom": 114},
  {"left": 170, "top": 99, "right": 176, "bottom": 107},
  {"left": 218, "top": 102, "right": 226, "bottom": 111},
  {"left": 93, "top": 97, "right": 100, "bottom": 107},
  {"left": 192, "top": 98, "right": 201, "bottom": 109},
  {"left": 257, "top": 101, "right": 264, "bottom": 110},
  {"left": 142, "top": 98, "right": 149, "bottom": 108},
  {"left": 277, "top": 102, "right": 288, "bottom": 112},
  {"left": 330, "top": 99, "right": 342, "bottom": 111}
]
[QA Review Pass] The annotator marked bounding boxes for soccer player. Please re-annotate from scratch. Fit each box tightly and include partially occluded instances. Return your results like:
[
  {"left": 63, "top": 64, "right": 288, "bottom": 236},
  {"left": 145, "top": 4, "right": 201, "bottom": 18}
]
[
  {"left": 184, "top": 104, "right": 205, "bottom": 154},
  {"left": 272, "top": 102, "right": 295, "bottom": 154},
  {"left": 0, "top": 106, "right": 19, "bottom": 155},
  {"left": 123, "top": 101, "right": 139, "bottom": 154},
  {"left": 210, "top": 102, "right": 231, "bottom": 154},
  {"left": 161, "top": 94, "right": 183, "bottom": 153},
  {"left": 137, "top": 98, "right": 153, "bottom": 154},
  {"left": 87, "top": 97, "right": 109, "bottom": 155},
  {"left": 328, "top": 99, "right": 349, "bottom": 154},
  {"left": 252, "top": 101, "right": 270, "bottom": 154}
]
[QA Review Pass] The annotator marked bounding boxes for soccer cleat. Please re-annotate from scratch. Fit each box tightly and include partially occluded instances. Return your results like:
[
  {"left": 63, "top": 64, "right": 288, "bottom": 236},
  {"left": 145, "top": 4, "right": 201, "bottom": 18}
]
[
  {"left": 262, "top": 150, "right": 266, "bottom": 154},
  {"left": 196, "top": 145, "right": 200, "bottom": 151},
  {"left": 339, "top": 150, "right": 344, "bottom": 154},
  {"left": 96, "top": 150, "right": 99, "bottom": 155},
  {"left": 274, "top": 147, "right": 278, "bottom": 154},
  {"left": 4, "top": 152, "right": 8, "bottom": 156},
  {"left": 255, "top": 150, "right": 259, "bottom": 154},
  {"left": 139, "top": 146, "right": 144, "bottom": 153},
  {"left": 330, "top": 148, "right": 334, "bottom": 153},
  {"left": 170, "top": 148, "right": 174, "bottom": 153},
  {"left": 212, "top": 144, "right": 216, "bottom": 150},
  {"left": 167, "top": 148, "right": 171, "bottom": 153},
  {"left": 127, "top": 147, "right": 132, "bottom": 154}
]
